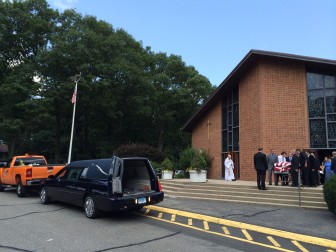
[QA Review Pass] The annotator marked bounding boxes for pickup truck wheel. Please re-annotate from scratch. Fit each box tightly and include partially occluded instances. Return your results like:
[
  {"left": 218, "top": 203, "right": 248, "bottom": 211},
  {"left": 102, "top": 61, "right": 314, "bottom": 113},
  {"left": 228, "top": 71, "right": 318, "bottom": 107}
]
[
  {"left": 17, "top": 181, "right": 27, "bottom": 197},
  {"left": 84, "top": 195, "right": 100, "bottom": 219},
  {"left": 40, "top": 187, "right": 51, "bottom": 204}
]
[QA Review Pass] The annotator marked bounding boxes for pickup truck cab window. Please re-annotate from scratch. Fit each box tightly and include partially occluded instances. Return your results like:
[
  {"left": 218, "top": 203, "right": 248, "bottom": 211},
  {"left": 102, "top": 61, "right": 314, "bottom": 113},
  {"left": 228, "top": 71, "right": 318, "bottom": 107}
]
[
  {"left": 14, "top": 157, "right": 47, "bottom": 166},
  {"left": 5, "top": 158, "right": 13, "bottom": 168}
]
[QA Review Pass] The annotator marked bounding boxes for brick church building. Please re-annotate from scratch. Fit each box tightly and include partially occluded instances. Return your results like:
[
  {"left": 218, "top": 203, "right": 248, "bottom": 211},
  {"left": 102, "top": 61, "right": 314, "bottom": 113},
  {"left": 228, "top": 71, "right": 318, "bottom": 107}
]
[{"left": 182, "top": 50, "right": 336, "bottom": 181}]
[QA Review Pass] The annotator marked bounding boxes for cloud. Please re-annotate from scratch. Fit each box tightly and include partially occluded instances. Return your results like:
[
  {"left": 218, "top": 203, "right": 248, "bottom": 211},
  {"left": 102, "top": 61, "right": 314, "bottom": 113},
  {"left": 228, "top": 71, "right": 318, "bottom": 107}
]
[{"left": 50, "top": 0, "right": 79, "bottom": 11}]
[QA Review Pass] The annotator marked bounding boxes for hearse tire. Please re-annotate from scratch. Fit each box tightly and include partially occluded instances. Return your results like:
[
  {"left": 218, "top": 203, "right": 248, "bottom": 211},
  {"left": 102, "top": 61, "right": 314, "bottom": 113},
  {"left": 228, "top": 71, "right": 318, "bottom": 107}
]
[
  {"left": 0, "top": 183, "right": 4, "bottom": 192},
  {"left": 84, "top": 195, "right": 100, "bottom": 219},
  {"left": 17, "top": 181, "right": 27, "bottom": 197},
  {"left": 40, "top": 187, "right": 51, "bottom": 204}
]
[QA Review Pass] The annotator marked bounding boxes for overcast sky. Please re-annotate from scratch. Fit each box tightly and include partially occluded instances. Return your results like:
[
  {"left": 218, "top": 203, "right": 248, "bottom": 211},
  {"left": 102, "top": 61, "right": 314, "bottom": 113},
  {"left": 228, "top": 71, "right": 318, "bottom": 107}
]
[{"left": 48, "top": 0, "right": 336, "bottom": 86}]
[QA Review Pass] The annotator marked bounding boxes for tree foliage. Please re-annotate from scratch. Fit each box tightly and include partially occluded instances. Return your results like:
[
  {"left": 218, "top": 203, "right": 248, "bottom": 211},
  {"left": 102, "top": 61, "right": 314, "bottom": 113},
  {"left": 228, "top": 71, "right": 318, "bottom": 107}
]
[{"left": 0, "top": 0, "right": 215, "bottom": 162}]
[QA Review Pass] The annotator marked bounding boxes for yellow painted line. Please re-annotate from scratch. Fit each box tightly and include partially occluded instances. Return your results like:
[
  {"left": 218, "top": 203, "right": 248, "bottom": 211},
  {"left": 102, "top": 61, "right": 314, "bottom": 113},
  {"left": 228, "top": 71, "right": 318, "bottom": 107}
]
[
  {"left": 291, "top": 240, "right": 309, "bottom": 252},
  {"left": 267, "top": 236, "right": 281, "bottom": 247},
  {"left": 222, "top": 227, "right": 230, "bottom": 235},
  {"left": 203, "top": 221, "right": 209, "bottom": 230},
  {"left": 188, "top": 219, "right": 192, "bottom": 226},
  {"left": 158, "top": 212, "right": 163, "bottom": 219},
  {"left": 327, "top": 250, "right": 335, "bottom": 252},
  {"left": 145, "top": 205, "right": 336, "bottom": 249},
  {"left": 135, "top": 211, "right": 294, "bottom": 252},
  {"left": 242, "top": 229, "right": 253, "bottom": 241},
  {"left": 171, "top": 214, "right": 176, "bottom": 222},
  {"left": 145, "top": 208, "right": 150, "bottom": 215}
]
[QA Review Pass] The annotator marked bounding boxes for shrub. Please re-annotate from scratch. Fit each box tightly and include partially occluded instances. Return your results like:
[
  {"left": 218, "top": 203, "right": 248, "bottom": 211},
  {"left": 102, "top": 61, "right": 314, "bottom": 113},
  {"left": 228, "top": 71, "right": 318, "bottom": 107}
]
[
  {"left": 114, "top": 143, "right": 164, "bottom": 163},
  {"left": 178, "top": 147, "right": 211, "bottom": 173},
  {"left": 179, "top": 147, "right": 197, "bottom": 170},
  {"left": 191, "top": 149, "right": 211, "bottom": 172},
  {"left": 323, "top": 174, "right": 336, "bottom": 215},
  {"left": 200, "top": 150, "right": 211, "bottom": 168},
  {"left": 150, "top": 161, "right": 163, "bottom": 179},
  {"left": 161, "top": 158, "right": 174, "bottom": 171},
  {"left": 150, "top": 161, "right": 161, "bottom": 170}
]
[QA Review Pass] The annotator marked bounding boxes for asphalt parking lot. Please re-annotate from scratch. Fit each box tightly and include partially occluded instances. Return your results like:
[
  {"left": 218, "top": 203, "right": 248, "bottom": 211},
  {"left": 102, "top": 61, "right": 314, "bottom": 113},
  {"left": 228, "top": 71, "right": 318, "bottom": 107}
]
[
  {"left": 1, "top": 189, "right": 335, "bottom": 252},
  {"left": 0, "top": 190, "right": 243, "bottom": 252}
]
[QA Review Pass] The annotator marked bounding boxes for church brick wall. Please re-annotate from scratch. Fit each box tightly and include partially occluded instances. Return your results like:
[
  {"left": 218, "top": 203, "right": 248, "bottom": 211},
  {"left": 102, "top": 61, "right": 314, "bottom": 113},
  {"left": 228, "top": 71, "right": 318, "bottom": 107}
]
[
  {"left": 239, "top": 58, "right": 309, "bottom": 181},
  {"left": 192, "top": 101, "right": 222, "bottom": 179},
  {"left": 191, "top": 57, "right": 309, "bottom": 181}
]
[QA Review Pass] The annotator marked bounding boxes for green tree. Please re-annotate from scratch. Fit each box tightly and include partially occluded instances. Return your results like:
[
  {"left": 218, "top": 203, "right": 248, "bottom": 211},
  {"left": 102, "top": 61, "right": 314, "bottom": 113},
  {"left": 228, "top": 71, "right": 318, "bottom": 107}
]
[
  {"left": 0, "top": 0, "right": 215, "bottom": 163},
  {"left": 0, "top": 0, "right": 57, "bottom": 156},
  {"left": 148, "top": 53, "right": 214, "bottom": 157}
]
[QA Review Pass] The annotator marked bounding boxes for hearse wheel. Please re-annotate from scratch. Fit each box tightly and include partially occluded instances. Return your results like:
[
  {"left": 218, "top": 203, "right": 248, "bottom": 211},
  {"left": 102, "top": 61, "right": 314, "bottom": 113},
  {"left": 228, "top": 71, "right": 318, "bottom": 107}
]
[
  {"left": 40, "top": 187, "right": 51, "bottom": 204},
  {"left": 17, "top": 181, "right": 27, "bottom": 197},
  {"left": 84, "top": 195, "right": 100, "bottom": 219}
]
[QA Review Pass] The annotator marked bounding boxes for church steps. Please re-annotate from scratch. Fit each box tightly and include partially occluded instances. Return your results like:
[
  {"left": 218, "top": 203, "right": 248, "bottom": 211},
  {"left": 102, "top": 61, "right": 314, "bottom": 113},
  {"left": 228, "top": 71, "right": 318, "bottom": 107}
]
[
  {"left": 160, "top": 180, "right": 327, "bottom": 210},
  {"left": 161, "top": 180, "right": 323, "bottom": 191},
  {"left": 163, "top": 190, "right": 327, "bottom": 209},
  {"left": 162, "top": 183, "right": 323, "bottom": 195},
  {"left": 162, "top": 185, "right": 325, "bottom": 202},
  {"left": 163, "top": 194, "right": 328, "bottom": 210}
]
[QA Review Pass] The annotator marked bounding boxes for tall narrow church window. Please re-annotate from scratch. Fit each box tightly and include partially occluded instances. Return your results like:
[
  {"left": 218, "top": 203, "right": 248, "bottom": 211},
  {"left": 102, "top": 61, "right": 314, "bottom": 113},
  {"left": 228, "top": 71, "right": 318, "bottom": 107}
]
[
  {"left": 307, "top": 72, "right": 336, "bottom": 148},
  {"left": 222, "top": 87, "right": 239, "bottom": 152},
  {"left": 222, "top": 87, "right": 239, "bottom": 178}
]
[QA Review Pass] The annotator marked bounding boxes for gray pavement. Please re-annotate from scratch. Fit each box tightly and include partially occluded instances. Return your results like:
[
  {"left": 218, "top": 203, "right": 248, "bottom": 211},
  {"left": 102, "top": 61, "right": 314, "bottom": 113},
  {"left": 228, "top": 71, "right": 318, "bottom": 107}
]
[
  {"left": 0, "top": 181, "right": 334, "bottom": 252},
  {"left": 0, "top": 190, "right": 245, "bottom": 252},
  {"left": 160, "top": 195, "right": 336, "bottom": 241}
]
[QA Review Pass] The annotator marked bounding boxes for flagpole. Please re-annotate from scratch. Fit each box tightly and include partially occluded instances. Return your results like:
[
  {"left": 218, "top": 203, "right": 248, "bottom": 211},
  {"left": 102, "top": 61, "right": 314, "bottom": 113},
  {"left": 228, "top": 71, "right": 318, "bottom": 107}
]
[{"left": 68, "top": 75, "right": 80, "bottom": 164}]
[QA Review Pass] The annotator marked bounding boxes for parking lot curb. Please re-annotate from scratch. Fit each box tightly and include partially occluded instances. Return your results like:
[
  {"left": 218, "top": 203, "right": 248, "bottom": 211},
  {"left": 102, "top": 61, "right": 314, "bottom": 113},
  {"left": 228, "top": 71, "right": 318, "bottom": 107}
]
[{"left": 145, "top": 205, "right": 336, "bottom": 250}]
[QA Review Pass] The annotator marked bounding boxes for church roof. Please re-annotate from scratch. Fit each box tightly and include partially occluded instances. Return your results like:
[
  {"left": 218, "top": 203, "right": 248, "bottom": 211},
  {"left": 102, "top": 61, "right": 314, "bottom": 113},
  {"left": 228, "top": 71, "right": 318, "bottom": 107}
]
[{"left": 182, "top": 49, "right": 336, "bottom": 132}]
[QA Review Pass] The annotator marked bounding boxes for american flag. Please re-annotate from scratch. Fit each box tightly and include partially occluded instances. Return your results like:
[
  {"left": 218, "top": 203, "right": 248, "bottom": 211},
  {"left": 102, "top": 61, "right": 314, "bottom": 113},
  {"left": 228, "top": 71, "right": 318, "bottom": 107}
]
[
  {"left": 71, "top": 85, "right": 77, "bottom": 104},
  {"left": 274, "top": 162, "right": 291, "bottom": 173}
]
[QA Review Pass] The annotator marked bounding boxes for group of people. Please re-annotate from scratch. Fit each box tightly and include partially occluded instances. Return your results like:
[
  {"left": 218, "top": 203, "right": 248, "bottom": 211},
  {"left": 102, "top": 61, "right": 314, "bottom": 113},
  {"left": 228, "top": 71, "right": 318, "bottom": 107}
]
[{"left": 254, "top": 148, "right": 336, "bottom": 190}]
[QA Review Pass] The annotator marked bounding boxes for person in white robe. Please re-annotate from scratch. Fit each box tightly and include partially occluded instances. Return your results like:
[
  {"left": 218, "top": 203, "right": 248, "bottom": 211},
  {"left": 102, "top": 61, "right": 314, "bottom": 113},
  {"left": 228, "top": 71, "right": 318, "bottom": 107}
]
[{"left": 224, "top": 155, "right": 235, "bottom": 181}]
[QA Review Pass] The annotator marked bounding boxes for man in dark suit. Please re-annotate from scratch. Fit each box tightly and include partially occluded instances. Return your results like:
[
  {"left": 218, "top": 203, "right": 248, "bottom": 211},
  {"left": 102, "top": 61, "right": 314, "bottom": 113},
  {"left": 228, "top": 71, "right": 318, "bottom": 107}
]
[
  {"left": 308, "top": 152, "right": 317, "bottom": 187},
  {"left": 254, "top": 147, "right": 268, "bottom": 190},
  {"left": 300, "top": 150, "right": 309, "bottom": 186},
  {"left": 291, "top": 149, "right": 300, "bottom": 186}
]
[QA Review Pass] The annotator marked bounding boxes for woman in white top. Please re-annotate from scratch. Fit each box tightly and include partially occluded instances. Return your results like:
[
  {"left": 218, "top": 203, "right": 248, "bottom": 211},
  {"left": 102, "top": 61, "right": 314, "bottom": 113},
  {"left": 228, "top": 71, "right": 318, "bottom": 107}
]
[
  {"left": 224, "top": 155, "right": 235, "bottom": 181},
  {"left": 278, "top": 152, "right": 286, "bottom": 163}
]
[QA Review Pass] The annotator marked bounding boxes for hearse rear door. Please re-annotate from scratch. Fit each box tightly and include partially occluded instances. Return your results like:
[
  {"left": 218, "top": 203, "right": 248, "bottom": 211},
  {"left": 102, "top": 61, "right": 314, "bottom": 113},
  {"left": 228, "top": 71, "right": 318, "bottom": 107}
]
[{"left": 110, "top": 156, "right": 123, "bottom": 195}]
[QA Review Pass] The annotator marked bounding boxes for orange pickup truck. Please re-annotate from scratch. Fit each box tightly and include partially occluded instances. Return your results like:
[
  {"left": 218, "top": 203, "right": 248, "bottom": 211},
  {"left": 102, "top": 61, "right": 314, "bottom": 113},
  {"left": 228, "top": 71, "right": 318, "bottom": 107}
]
[{"left": 0, "top": 155, "right": 65, "bottom": 197}]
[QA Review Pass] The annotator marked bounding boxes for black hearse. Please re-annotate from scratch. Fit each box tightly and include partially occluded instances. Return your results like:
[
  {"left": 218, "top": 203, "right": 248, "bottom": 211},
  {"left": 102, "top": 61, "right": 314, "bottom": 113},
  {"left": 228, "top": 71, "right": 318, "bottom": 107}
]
[{"left": 40, "top": 156, "right": 164, "bottom": 218}]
